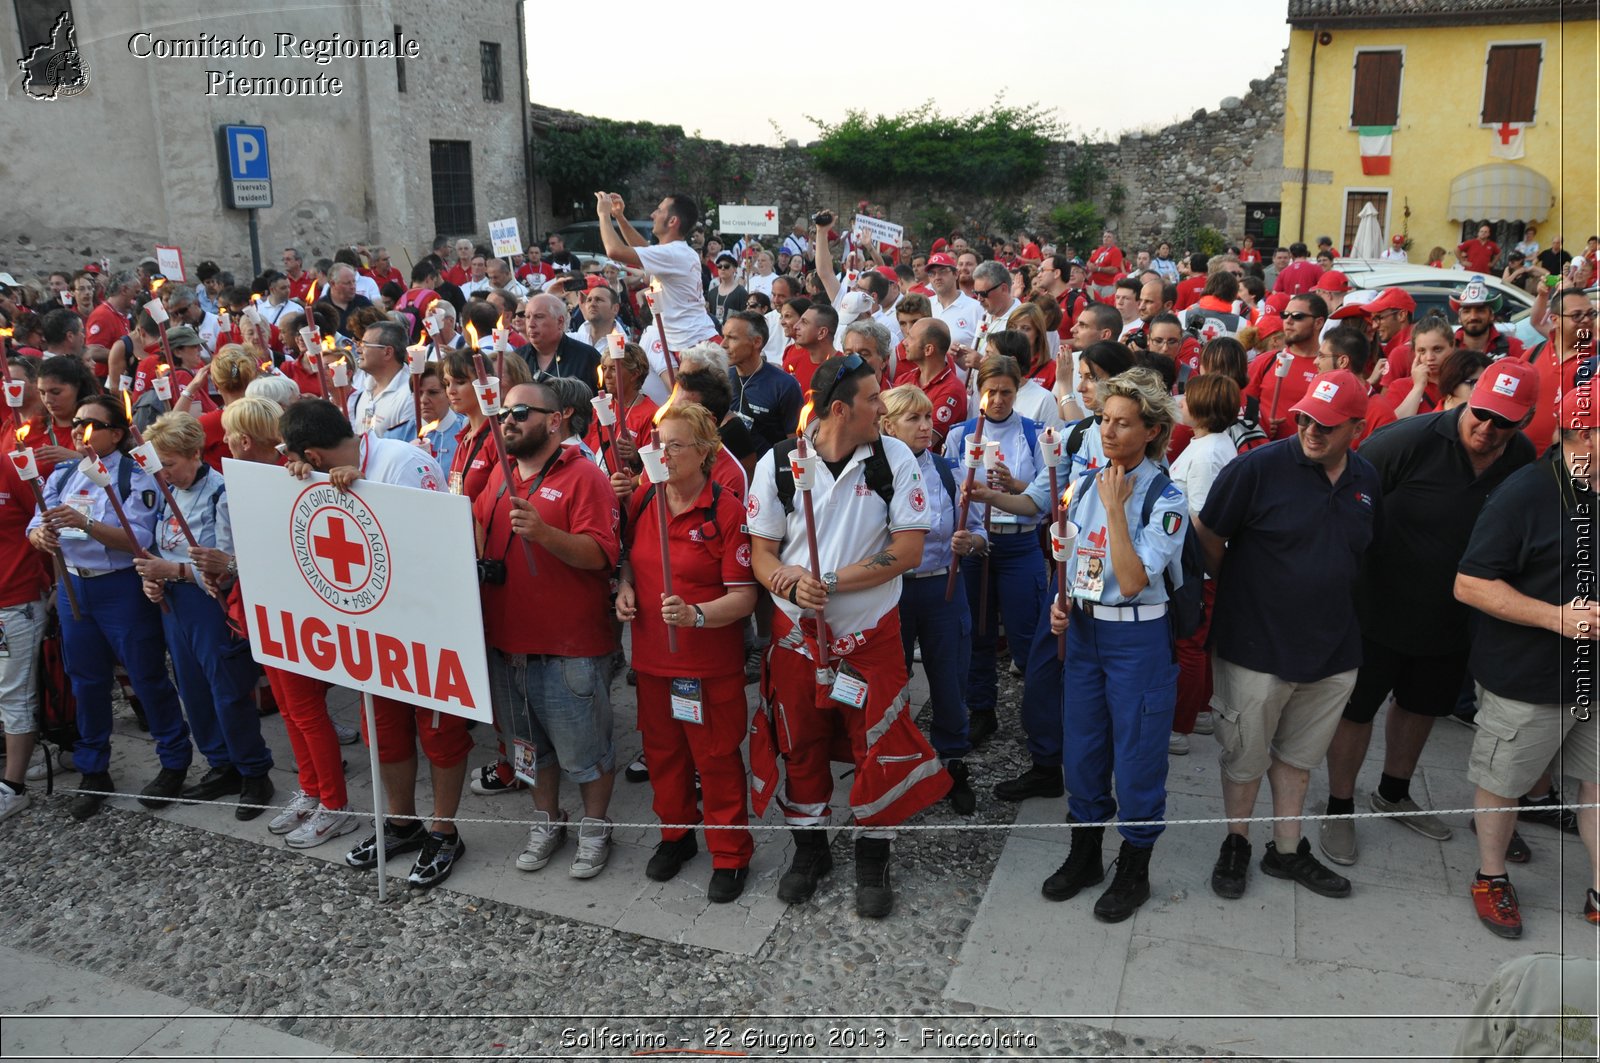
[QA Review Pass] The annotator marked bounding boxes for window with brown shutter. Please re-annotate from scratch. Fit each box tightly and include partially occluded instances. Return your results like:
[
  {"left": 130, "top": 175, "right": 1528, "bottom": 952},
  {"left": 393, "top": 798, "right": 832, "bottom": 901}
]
[
  {"left": 1350, "top": 50, "right": 1402, "bottom": 127},
  {"left": 1482, "top": 44, "right": 1541, "bottom": 124}
]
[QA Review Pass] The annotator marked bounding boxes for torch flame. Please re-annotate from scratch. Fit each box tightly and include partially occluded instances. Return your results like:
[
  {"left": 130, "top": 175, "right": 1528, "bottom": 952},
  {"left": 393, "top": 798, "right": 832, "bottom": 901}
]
[
  {"left": 250, "top": 293, "right": 262, "bottom": 304},
  {"left": 15, "top": 424, "right": 30, "bottom": 446},
  {"left": 320, "top": 336, "right": 335, "bottom": 353},
  {"left": 259, "top": 360, "right": 273, "bottom": 373},
  {"left": 150, "top": 277, "right": 166, "bottom": 293},
  {"left": 465, "top": 323, "right": 479, "bottom": 350},
  {"left": 123, "top": 391, "right": 134, "bottom": 421},
  {"left": 0, "top": 328, "right": 13, "bottom": 339},
  {"left": 652, "top": 383, "right": 680, "bottom": 425},
  {"left": 419, "top": 419, "right": 441, "bottom": 439},
  {"left": 158, "top": 363, "right": 170, "bottom": 375},
  {"left": 595, "top": 364, "right": 606, "bottom": 391},
  {"left": 797, "top": 400, "right": 815, "bottom": 432},
  {"left": 305, "top": 280, "right": 319, "bottom": 305}
]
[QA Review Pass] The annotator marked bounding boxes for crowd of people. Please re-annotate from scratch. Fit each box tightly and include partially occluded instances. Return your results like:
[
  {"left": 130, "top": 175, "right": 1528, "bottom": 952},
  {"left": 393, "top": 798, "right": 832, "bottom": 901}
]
[{"left": 0, "top": 193, "right": 1594, "bottom": 934}]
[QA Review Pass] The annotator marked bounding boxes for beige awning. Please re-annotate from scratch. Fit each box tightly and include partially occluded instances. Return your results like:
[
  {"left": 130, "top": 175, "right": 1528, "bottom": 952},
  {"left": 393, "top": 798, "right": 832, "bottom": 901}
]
[{"left": 1448, "top": 164, "right": 1553, "bottom": 222}]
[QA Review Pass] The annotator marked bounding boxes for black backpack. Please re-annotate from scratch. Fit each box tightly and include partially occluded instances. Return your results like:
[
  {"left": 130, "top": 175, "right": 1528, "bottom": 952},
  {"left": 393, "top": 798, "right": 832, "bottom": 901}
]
[{"left": 772, "top": 436, "right": 894, "bottom": 520}]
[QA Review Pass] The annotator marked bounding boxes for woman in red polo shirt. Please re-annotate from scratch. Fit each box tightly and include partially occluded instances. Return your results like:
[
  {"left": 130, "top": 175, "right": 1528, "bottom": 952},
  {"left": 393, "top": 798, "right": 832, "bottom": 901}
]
[
  {"left": 439, "top": 348, "right": 532, "bottom": 503},
  {"left": 615, "top": 403, "right": 757, "bottom": 903},
  {"left": 174, "top": 346, "right": 257, "bottom": 472}
]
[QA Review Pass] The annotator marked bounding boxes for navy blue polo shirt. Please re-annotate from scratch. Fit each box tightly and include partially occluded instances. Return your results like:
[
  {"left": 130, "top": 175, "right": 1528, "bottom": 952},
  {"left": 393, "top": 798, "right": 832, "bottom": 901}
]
[
  {"left": 1200, "top": 435, "right": 1382, "bottom": 682},
  {"left": 728, "top": 360, "right": 803, "bottom": 456}
]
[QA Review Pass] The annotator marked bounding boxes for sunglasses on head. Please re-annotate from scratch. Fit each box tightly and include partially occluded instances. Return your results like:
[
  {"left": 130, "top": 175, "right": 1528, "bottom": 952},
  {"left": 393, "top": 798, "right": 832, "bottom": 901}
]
[
  {"left": 813, "top": 353, "right": 867, "bottom": 411},
  {"left": 1468, "top": 406, "right": 1521, "bottom": 431},
  {"left": 498, "top": 404, "right": 555, "bottom": 423}
]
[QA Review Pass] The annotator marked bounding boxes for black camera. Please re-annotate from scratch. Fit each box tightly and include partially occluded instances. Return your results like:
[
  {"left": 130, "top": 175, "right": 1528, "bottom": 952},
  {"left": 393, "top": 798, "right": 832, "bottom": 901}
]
[
  {"left": 476, "top": 558, "right": 507, "bottom": 586},
  {"left": 811, "top": 210, "right": 833, "bottom": 228},
  {"left": 1127, "top": 328, "right": 1150, "bottom": 350}
]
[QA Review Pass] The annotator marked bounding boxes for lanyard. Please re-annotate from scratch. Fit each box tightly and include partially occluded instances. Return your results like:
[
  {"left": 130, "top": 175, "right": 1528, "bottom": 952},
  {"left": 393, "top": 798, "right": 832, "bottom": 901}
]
[{"left": 483, "top": 448, "right": 564, "bottom": 562}]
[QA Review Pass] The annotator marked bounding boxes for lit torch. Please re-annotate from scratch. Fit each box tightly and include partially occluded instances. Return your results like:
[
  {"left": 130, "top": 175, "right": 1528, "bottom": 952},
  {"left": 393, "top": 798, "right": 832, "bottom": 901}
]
[
  {"left": 945, "top": 394, "right": 988, "bottom": 602},
  {"left": 144, "top": 297, "right": 174, "bottom": 367},
  {"left": 467, "top": 322, "right": 535, "bottom": 575},
  {"left": 123, "top": 392, "right": 197, "bottom": 550},
  {"left": 789, "top": 433, "right": 831, "bottom": 668},
  {"left": 75, "top": 443, "right": 170, "bottom": 613},
  {"left": 1039, "top": 427, "right": 1066, "bottom": 659},
  {"left": 589, "top": 363, "right": 621, "bottom": 475},
  {"left": 640, "top": 403, "right": 678, "bottom": 652},
  {"left": 12, "top": 425, "right": 79, "bottom": 619}
]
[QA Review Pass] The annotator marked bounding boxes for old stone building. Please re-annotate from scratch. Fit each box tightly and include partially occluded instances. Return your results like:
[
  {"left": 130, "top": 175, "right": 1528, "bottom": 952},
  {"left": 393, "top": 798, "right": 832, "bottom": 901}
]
[{"left": 0, "top": 0, "right": 529, "bottom": 282}]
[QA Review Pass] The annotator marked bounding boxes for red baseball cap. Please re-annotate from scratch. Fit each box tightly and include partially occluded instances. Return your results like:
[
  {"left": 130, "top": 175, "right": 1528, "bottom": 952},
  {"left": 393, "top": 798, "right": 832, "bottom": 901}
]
[
  {"left": 1315, "top": 270, "right": 1351, "bottom": 293},
  {"left": 585, "top": 274, "right": 608, "bottom": 291},
  {"left": 872, "top": 265, "right": 899, "bottom": 285},
  {"left": 1559, "top": 380, "right": 1599, "bottom": 432},
  {"left": 925, "top": 252, "right": 957, "bottom": 271},
  {"left": 1290, "top": 369, "right": 1370, "bottom": 426},
  {"left": 1391, "top": 234, "right": 1405, "bottom": 245},
  {"left": 1329, "top": 301, "right": 1372, "bottom": 321},
  {"left": 1264, "top": 292, "right": 1292, "bottom": 313},
  {"left": 930, "top": 238, "right": 948, "bottom": 254},
  {"left": 1365, "top": 288, "right": 1416, "bottom": 316},
  {"left": 1254, "top": 312, "right": 1284, "bottom": 338},
  {"left": 1469, "top": 360, "right": 1539, "bottom": 424}
]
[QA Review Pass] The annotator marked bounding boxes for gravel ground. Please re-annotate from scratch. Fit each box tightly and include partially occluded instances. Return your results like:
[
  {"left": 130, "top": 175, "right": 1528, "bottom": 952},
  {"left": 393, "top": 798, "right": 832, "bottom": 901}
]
[{"left": 0, "top": 668, "right": 1249, "bottom": 1062}]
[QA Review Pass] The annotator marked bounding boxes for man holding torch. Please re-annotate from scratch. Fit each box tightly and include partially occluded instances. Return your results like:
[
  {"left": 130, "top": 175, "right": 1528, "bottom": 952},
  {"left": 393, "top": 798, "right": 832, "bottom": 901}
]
[{"left": 745, "top": 354, "right": 946, "bottom": 919}]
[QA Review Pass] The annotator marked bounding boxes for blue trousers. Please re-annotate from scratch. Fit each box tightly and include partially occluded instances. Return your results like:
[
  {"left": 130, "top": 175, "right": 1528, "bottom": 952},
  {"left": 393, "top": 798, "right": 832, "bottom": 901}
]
[
  {"left": 899, "top": 570, "right": 972, "bottom": 759},
  {"left": 963, "top": 529, "right": 1046, "bottom": 713},
  {"left": 1018, "top": 570, "right": 1066, "bottom": 768},
  {"left": 1062, "top": 607, "right": 1178, "bottom": 846},
  {"left": 162, "top": 581, "right": 271, "bottom": 777},
  {"left": 59, "top": 568, "right": 190, "bottom": 776}
]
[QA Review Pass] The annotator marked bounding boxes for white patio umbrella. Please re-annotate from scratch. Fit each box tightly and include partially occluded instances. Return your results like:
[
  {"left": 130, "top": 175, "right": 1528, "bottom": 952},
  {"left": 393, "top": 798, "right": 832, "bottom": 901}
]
[{"left": 1350, "top": 200, "right": 1384, "bottom": 259}]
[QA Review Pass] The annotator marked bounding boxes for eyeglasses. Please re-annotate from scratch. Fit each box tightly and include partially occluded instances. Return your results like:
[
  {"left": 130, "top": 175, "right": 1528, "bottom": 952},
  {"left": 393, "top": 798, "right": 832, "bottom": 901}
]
[
  {"left": 359, "top": 342, "right": 391, "bottom": 350},
  {"left": 1282, "top": 311, "right": 1317, "bottom": 322},
  {"left": 71, "top": 417, "right": 113, "bottom": 431},
  {"left": 1468, "top": 406, "right": 1522, "bottom": 431},
  {"left": 814, "top": 353, "right": 866, "bottom": 411},
  {"left": 1556, "top": 309, "right": 1598, "bottom": 322},
  {"left": 1146, "top": 336, "right": 1181, "bottom": 349},
  {"left": 659, "top": 440, "right": 706, "bottom": 455},
  {"left": 1295, "top": 413, "right": 1356, "bottom": 433},
  {"left": 498, "top": 404, "right": 555, "bottom": 423}
]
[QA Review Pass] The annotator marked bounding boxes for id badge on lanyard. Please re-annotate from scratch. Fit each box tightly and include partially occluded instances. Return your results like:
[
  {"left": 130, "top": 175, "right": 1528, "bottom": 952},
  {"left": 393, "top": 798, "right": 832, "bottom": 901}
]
[
  {"left": 829, "top": 662, "right": 869, "bottom": 710},
  {"left": 670, "top": 678, "right": 704, "bottom": 725}
]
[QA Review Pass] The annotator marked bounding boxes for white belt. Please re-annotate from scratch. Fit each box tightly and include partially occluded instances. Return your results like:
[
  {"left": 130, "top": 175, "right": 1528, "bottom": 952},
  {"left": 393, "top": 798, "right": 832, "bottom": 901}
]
[
  {"left": 70, "top": 567, "right": 118, "bottom": 579},
  {"left": 1076, "top": 601, "right": 1167, "bottom": 622},
  {"left": 907, "top": 566, "right": 949, "bottom": 579}
]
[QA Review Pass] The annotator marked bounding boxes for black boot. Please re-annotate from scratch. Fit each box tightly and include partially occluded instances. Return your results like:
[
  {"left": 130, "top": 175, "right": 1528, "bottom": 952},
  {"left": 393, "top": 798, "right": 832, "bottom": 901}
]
[
  {"left": 967, "top": 711, "right": 998, "bottom": 748},
  {"left": 776, "top": 828, "right": 833, "bottom": 904},
  {"left": 1093, "top": 840, "right": 1153, "bottom": 923},
  {"left": 1041, "top": 822, "right": 1104, "bottom": 901},
  {"left": 946, "top": 760, "right": 975, "bottom": 815},
  {"left": 854, "top": 836, "right": 894, "bottom": 919}
]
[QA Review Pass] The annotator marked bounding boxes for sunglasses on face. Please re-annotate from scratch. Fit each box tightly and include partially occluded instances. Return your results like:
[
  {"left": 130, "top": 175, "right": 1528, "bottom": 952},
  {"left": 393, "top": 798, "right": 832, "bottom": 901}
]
[
  {"left": 71, "top": 417, "right": 113, "bottom": 431},
  {"left": 973, "top": 287, "right": 1002, "bottom": 298},
  {"left": 1295, "top": 413, "right": 1354, "bottom": 433},
  {"left": 1468, "top": 406, "right": 1521, "bottom": 431},
  {"left": 1282, "top": 311, "right": 1317, "bottom": 322},
  {"left": 498, "top": 404, "right": 555, "bottom": 423}
]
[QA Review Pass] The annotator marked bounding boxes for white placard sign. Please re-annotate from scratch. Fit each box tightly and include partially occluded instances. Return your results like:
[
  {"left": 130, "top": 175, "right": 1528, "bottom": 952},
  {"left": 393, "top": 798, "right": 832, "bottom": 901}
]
[
  {"left": 718, "top": 204, "right": 781, "bottom": 236},
  {"left": 488, "top": 216, "right": 522, "bottom": 258},
  {"left": 225, "top": 458, "right": 492, "bottom": 723},
  {"left": 853, "top": 214, "right": 904, "bottom": 248},
  {"left": 154, "top": 244, "right": 186, "bottom": 281}
]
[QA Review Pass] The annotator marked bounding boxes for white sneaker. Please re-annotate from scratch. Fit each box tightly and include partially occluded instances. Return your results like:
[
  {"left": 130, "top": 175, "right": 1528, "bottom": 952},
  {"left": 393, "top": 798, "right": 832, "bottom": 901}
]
[
  {"left": 569, "top": 816, "right": 613, "bottom": 879},
  {"left": 516, "top": 810, "right": 569, "bottom": 871},
  {"left": 268, "top": 790, "right": 321, "bottom": 835},
  {"left": 333, "top": 721, "right": 360, "bottom": 746},
  {"left": 285, "top": 805, "right": 360, "bottom": 849},
  {"left": 1192, "top": 711, "right": 1215, "bottom": 736},
  {"left": 25, "top": 747, "right": 74, "bottom": 782},
  {"left": 1168, "top": 732, "right": 1190, "bottom": 756},
  {"left": 0, "top": 781, "right": 30, "bottom": 821}
]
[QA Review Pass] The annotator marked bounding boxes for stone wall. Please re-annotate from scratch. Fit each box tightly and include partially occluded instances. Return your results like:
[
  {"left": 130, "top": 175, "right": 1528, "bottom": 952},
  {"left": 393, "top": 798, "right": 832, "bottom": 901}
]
[{"left": 530, "top": 55, "right": 1288, "bottom": 251}]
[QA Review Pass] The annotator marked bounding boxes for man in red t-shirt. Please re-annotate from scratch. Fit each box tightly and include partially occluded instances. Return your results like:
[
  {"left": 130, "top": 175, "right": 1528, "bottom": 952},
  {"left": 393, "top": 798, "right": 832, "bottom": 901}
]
[
  {"left": 896, "top": 317, "right": 968, "bottom": 448},
  {"left": 515, "top": 243, "right": 555, "bottom": 290},
  {"left": 1452, "top": 278, "right": 1524, "bottom": 361},
  {"left": 783, "top": 303, "right": 839, "bottom": 400},
  {"left": 1367, "top": 288, "right": 1416, "bottom": 392},
  {"left": 1520, "top": 287, "right": 1594, "bottom": 449},
  {"left": 1456, "top": 224, "right": 1501, "bottom": 274},
  {"left": 0, "top": 449, "right": 53, "bottom": 814},
  {"left": 1272, "top": 243, "right": 1323, "bottom": 295},
  {"left": 282, "top": 247, "right": 314, "bottom": 304},
  {"left": 361, "top": 246, "right": 404, "bottom": 291},
  {"left": 472, "top": 380, "right": 622, "bottom": 877},
  {"left": 441, "top": 239, "right": 475, "bottom": 288},
  {"left": 1244, "top": 293, "right": 1326, "bottom": 438},
  {"left": 83, "top": 271, "right": 139, "bottom": 379},
  {"left": 1086, "top": 230, "right": 1125, "bottom": 302}
]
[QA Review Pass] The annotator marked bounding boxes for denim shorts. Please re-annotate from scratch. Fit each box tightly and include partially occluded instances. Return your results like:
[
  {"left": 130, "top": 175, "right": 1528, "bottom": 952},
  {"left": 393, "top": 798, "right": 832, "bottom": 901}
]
[
  {"left": 0, "top": 598, "right": 49, "bottom": 734},
  {"left": 488, "top": 650, "right": 615, "bottom": 783}
]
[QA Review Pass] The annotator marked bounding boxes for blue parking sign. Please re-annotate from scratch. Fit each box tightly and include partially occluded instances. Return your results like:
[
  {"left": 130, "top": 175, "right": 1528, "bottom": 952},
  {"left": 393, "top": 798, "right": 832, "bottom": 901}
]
[{"left": 221, "top": 125, "right": 272, "bottom": 208}]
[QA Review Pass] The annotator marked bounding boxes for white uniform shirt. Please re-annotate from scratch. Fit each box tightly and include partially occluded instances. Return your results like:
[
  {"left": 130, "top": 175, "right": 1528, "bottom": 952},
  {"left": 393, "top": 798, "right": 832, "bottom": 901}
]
[
  {"left": 746, "top": 431, "right": 929, "bottom": 636},
  {"left": 350, "top": 366, "right": 416, "bottom": 441},
  {"left": 1015, "top": 380, "right": 1065, "bottom": 429},
  {"left": 930, "top": 292, "right": 984, "bottom": 348},
  {"left": 360, "top": 435, "right": 445, "bottom": 492},
  {"left": 942, "top": 413, "right": 1046, "bottom": 529},
  {"left": 635, "top": 241, "right": 719, "bottom": 352}
]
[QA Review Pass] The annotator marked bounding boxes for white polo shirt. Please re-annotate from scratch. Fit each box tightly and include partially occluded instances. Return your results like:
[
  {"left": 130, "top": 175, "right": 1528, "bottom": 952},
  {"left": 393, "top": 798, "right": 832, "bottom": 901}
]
[
  {"left": 930, "top": 291, "right": 984, "bottom": 348},
  {"left": 745, "top": 430, "right": 929, "bottom": 636},
  {"left": 350, "top": 366, "right": 416, "bottom": 441},
  {"left": 634, "top": 240, "right": 718, "bottom": 352},
  {"left": 359, "top": 435, "right": 445, "bottom": 493}
]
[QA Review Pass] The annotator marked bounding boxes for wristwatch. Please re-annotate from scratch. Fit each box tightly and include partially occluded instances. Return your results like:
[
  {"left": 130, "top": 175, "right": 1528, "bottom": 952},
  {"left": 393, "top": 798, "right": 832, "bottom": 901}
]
[
  {"left": 692, "top": 605, "right": 706, "bottom": 629},
  {"left": 822, "top": 571, "right": 839, "bottom": 594}
]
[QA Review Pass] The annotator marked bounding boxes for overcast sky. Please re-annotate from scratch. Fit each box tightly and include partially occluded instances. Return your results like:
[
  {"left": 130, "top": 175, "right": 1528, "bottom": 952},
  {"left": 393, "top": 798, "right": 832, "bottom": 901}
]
[{"left": 529, "top": 2, "right": 1292, "bottom": 145}]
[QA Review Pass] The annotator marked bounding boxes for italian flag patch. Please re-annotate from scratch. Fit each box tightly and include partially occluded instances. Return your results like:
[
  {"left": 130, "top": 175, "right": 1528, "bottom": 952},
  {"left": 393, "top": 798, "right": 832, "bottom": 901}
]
[{"left": 1162, "top": 512, "right": 1183, "bottom": 535}]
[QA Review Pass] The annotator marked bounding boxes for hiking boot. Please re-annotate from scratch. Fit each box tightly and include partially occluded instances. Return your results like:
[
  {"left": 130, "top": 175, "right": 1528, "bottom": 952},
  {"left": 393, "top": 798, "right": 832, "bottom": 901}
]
[
  {"left": 71, "top": 772, "right": 113, "bottom": 820},
  {"left": 1369, "top": 791, "right": 1452, "bottom": 841},
  {"left": 468, "top": 762, "right": 526, "bottom": 796},
  {"left": 569, "top": 817, "right": 613, "bottom": 879},
  {"left": 967, "top": 711, "right": 998, "bottom": 748},
  {"left": 284, "top": 805, "right": 359, "bottom": 849},
  {"left": 1210, "top": 833, "right": 1251, "bottom": 900},
  {"left": 1041, "top": 823, "right": 1104, "bottom": 901},
  {"left": 777, "top": 828, "right": 833, "bottom": 904},
  {"left": 645, "top": 834, "right": 698, "bottom": 882},
  {"left": 515, "top": 810, "right": 569, "bottom": 871},
  {"left": 1471, "top": 875, "right": 1522, "bottom": 939},
  {"left": 1093, "top": 841, "right": 1153, "bottom": 923},
  {"left": 854, "top": 836, "right": 894, "bottom": 919},
  {"left": 994, "top": 763, "right": 1064, "bottom": 802},
  {"left": 180, "top": 765, "right": 240, "bottom": 802},
  {"left": 708, "top": 867, "right": 750, "bottom": 904},
  {"left": 624, "top": 753, "right": 649, "bottom": 783},
  {"left": 1168, "top": 732, "right": 1190, "bottom": 756},
  {"left": 1519, "top": 790, "right": 1579, "bottom": 834},
  {"left": 1261, "top": 838, "right": 1351, "bottom": 898},
  {"left": 407, "top": 831, "right": 465, "bottom": 890},
  {"left": 269, "top": 790, "right": 320, "bottom": 835},
  {"left": 1191, "top": 711, "right": 1215, "bottom": 736},
  {"left": 139, "top": 766, "right": 188, "bottom": 809},
  {"left": 946, "top": 760, "right": 975, "bottom": 816},
  {"left": 1318, "top": 815, "right": 1358, "bottom": 866},
  {"left": 236, "top": 774, "right": 275, "bottom": 822},
  {"left": 0, "top": 780, "right": 30, "bottom": 822},
  {"left": 345, "top": 818, "right": 428, "bottom": 869},
  {"left": 1470, "top": 818, "right": 1532, "bottom": 863}
]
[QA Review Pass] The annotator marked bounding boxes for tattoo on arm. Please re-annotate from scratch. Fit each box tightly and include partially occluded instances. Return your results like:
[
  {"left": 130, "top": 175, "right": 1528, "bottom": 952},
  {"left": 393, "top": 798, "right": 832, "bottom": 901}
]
[{"left": 863, "top": 550, "right": 896, "bottom": 570}]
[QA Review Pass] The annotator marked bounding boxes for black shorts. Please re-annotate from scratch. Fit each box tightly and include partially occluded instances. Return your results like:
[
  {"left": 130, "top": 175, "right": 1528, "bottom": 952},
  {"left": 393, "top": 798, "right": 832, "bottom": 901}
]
[{"left": 1343, "top": 637, "right": 1470, "bottom": 723}]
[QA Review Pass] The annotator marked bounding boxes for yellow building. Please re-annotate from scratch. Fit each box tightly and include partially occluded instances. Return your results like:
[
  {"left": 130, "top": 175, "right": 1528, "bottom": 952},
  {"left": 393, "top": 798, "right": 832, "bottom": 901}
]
[{"left": 1280, "top": 0, "right": 1597, "bottom": 261}]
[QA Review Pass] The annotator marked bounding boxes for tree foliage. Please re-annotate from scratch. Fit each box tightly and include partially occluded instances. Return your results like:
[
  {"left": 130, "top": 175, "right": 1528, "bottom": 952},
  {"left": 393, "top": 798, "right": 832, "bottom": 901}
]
[
  {"left": 540, "top": 119, "right": 670, "bottom": 206},
  {"left": 1048, "top": 201, "right": 1104, "bottom": 251},
  {"left": 808, "top": 99, "right": 1058, "bottom": 194}
]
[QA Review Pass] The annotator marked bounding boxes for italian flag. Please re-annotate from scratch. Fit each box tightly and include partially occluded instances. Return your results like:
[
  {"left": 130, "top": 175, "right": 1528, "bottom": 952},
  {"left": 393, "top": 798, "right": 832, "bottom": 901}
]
[{"left": 1358, "top": 126, "right": 1393, "bottom": 175}]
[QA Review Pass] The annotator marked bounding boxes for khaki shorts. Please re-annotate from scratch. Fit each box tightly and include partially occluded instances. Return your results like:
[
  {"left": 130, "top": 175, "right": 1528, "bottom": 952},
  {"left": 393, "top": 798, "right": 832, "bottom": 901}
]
[
  {"left": 1468, "top": 686, "right": 1599, "bottom": 799},
  {"left": 1211, "top": 656, "right": 1358, "bottom": 784}
]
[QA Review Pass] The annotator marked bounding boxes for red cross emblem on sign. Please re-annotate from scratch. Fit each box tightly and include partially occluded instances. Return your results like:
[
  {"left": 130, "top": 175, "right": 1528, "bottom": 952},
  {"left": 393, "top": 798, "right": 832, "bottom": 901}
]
[
  {"left": 1496, "top": 122, "right": 1518, "bottom": 145},
  {"left": 313, "top": 515, "right": 366, "bottom": 585},
  {"left": 765, "top": 209, "right": 775, "bottom": 221}
]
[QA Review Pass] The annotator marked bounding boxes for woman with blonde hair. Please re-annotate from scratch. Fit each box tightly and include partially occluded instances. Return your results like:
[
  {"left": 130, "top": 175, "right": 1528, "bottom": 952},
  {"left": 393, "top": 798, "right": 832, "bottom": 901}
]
[
  {"left": 1006, "top": 302, "right": 1056, "bottom": 386},
  {"left": 175, "top": 343, "right": 260, "bottom": 470}
]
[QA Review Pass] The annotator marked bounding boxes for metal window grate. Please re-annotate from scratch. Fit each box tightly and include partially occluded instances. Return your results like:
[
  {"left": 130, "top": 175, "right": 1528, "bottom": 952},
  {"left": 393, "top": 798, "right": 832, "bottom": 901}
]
[
  {"left": 480, "top": 41, "right": 502, "bottom": 103},
  {"left": 430, "top": 140, "right": 475, "bottom": 235}
]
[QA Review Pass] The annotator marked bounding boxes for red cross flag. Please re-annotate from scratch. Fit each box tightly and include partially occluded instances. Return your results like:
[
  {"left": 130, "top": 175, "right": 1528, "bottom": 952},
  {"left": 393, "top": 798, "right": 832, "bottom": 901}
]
[
  {"left": 1489, "top": 121, "right": 1525, "bottom": 160},
  {"left": 717, "top": 204, "right": 781, "bottom": 236},
  {"left": 224, "top": 458, "right": 492, "bottom": 722}
]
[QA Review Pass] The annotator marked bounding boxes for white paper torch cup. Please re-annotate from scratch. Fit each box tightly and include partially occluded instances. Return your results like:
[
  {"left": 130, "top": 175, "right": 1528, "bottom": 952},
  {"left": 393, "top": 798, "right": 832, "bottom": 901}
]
[
  {"left": 788, "top": 451, "right": 817, "bottom": 490},
  {"left": 640, "top": 445, "right": 669, "bottom": 484},
  {"left": 144, "top": 299, "right": 168, "bottom": 325},
  {"left": 1040, "top": 429, "right": 1063, "bottom": 467},
  {"left": 9, "top": 449, "right": 38, "bottom": 480},
  {"left": 590, "top": 393, "right": 616, "bottom": 427},
  {"left": 78, "top": 456, "right": 111, "bottom": 488},
  {"left": 129, "top": 441, "right": 162, "bottom": 475},
  {"left": 4, "top": 382, "right": 24, "bottom": 408},
  {"left": 152, "top": 376, "right": 173, "bottom": 401},
  {"left": 472, "top": 377, "right": 502, "bottom": 416},
  {"left": 1050, "top": 520, "right": 1078, "bottom": 562}
]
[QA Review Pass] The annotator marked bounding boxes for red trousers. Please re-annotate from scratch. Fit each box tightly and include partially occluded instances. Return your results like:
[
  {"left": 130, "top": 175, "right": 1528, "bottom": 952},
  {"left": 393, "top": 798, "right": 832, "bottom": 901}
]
[
  {"left": 359, "top": 695, "right": 473, "bottom": 767},
  {"left": 264, "top": 666, "right": 346, "bottom": 810},
  {"left": 1173, "top": 579, "right": 1217, "bottom": 735},
  {"left": 636, "top": 672, "right": 753, "bottom": 868}
]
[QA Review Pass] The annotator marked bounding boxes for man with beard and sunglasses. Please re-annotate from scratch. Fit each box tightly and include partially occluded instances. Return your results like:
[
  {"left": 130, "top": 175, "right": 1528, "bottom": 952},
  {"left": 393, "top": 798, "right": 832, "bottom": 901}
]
[{"left": 473, "top": 381, "right": 622, "bottom": 881}]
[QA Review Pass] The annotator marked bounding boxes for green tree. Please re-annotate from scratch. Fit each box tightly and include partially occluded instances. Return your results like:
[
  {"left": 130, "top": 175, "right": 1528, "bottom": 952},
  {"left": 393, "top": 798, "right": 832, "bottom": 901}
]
[
  {"left": 1048, "top": 201, "right": 1104, "bottom": 251},
  {"left": 540, "top": 119, "right": 669, "bottom": 213}
]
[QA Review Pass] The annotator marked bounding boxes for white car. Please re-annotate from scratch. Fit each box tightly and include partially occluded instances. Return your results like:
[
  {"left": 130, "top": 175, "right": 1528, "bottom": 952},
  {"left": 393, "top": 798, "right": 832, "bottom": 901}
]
[{"left": 1329, "top": 260, "right": 1536, "bottom": 313}]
